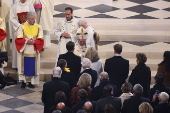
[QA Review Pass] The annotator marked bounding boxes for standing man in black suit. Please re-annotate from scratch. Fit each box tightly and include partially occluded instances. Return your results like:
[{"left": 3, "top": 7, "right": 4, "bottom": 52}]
[
  {"left": 42, "top": 67, "right": 70, "bottom": 113},
  {"left": 58, "top": 41, "right": 81, "bottom": 86},
  {"left": 121, "top": 84, "right": 150, "bottom": 113},
  {"left": 95, "top": 85, "right": 122, "bottom": 113},
  {"left": 104, "top": 44, "right": 129, "bottom": 95}
]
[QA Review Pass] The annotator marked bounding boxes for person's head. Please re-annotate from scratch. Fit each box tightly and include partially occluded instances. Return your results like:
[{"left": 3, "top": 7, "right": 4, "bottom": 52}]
[
  {"left": 103, "top": 85, "right": 113, "bottom": 96},
  {"left": 133, "top": 84, "right": 143, "bottom": 96},
  {"left": 85, "top": 47, "right": 100, "bottom": 63},
  {"left": 57, "top": 59, "right": 67, "bottom": 71},
  {"left": 81, "top": 58, "right": 91, "bottom": 69},
  {"left": 136, "top": 53, "right": 147, "bottom": 64},
  {"left": 26, "top": 11, "right": 36, "bottom": 25},
  {"left": 83, "top": 101, "right": 93, "bottom": 113},
  {"left": 78, "top": 89, "right": 88, "bottom": 100},
  {"left": 65, "top": 7, "right": 73, "bottom": 21},
  {"left": 77, "top": 73, "right": 92, "bottom": 89},
  {"left": 139, "top": 102, "right": 153, "bottom": 113},
  {"left": 104, "top": 104, "right": 116, "bottom": 113},
  {"left": 158, "top": 92, "right": 169, "bottom": 103},
  {"left": 20, "top": 0, "right": 27, "bottom": 3},
  {"left": 0, "top": 0, "right": 2, "bottom": 7},
  {"left": 163, "top": 51, "right": 170, "bottom": 72},
  {"left": 55, "top": 91, "right": 67, "bottom": 104},
  {"left": 121, "top": 82, "right": 132, "bottom": 93},
  {"left": 100, "top": 72, "right": 109, "bottom": 81},
  {"left": 78, "top": 20, "right": 88, "bottom": 29},
  {"left": 77, "top": 110, "right": 87, "bottom": 113},
  {"left": 66, "top": 41, "right": 75, "bottom": 52},
  {"left": 52, "top": 110, "right": 61, "bottom": 113},
  {"left": 53, "top": 67, "right": 62, "bottom": 78},
  {"left": 56, "top": 102, "right": 66, "bottom": 112},
  {"left": 114, "top": 44, "right": 122, "bottom": 54},
  {"left": 154, "top": 73, "right": 164, "bottom": 84}
]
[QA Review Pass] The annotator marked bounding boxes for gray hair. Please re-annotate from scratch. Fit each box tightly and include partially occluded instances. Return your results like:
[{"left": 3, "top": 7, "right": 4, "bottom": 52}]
[
  {"left": 133, "top": 84, "right": 143, "bottom": 95},
  {"left": 53, "top": 67, "right": 62, "bottom": 78},
  {"left": 81, "top": 58, "right": 91, "bottom": 68},
  {"left": 78, "top": 20, "right": 88, "bottom": 26},
  {"left": 159, "top": 92, "right": 169, "bottom": 103},
  {"left": 100, "top": 72, "right": 109, "bottom": 80},
  {"left": 26, "top": 11, "right": 36, "bottom": 19},
  {"left": 52, "top": 110, "right": 61, "bottom": 113}
]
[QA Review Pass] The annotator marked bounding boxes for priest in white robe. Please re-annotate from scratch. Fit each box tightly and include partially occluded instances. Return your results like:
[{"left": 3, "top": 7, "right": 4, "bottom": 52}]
[
  {"left": 78, "top": 20, "right": 95, "bottom": 48},
  {"left": 28, "top": 0, "right": 54, "bottom": 48},
  {"left": 54, "top": 7, "right": 79, "bottom": 59},
  {"left": 15, "top": 12, "right": 44, "bottom": 88},
  {"left": 10, "top": 0, "right": 35, "bottom": 68},
  {"left": 0, "top": 0, "right": 11, "bottom": 52}
]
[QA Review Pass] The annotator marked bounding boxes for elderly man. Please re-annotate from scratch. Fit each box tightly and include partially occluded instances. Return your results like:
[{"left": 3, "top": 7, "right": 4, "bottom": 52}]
[
  {"left": 78, "top": 20, "right": 95, "bottom": 48},
  {"left": 29, "top": 0, "right": 54, "bottom": 48},
  {"left": 83, "top": 101, "right": 93, "bottom": 113},
  {"left": 152, "top": 92, "right": 170, "bottom": 113},
  {"left": 79, "top": 58, "right": 97, "bottom": 88},
  {"left": 54, "top": 7, "right": 78, "bottom": 56},
  {"left": 91, "top": 72, "right": 118, "bottom": 101},
  {"left": 122, "top": 84, "right": 150, "bottom": 113},
  {"left": 42, "top": 67, "right": 70, "bottom": 113},
  {"left": 10, "top": 0, "right": 35, "bottom": 69},
  {"left": 15, "top": 11, "right": 44, "bottom": 88}
]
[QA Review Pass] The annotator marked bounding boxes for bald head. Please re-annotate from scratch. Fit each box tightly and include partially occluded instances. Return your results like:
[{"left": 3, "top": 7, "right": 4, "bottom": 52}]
[
  {"left": 83, "top": 101, "right": 93, "bottom": 113},
  {"left": 56, "top": 102, "right": 65, "bottom": 112},
  {"left": 100, "top": 72, "right": 109, "bottom": 80}
]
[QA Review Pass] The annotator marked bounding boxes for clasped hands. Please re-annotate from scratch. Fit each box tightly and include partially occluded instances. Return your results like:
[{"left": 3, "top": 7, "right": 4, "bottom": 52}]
[
  {"left": 61, "top": 32, "right": 71, "bottom": 38},
  {"left": 27, "top": 38, "right": 35, "bottom": 45}
]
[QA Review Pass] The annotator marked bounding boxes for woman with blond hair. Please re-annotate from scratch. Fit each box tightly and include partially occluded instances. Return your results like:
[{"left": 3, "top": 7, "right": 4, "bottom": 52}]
[
  {"left": 85, "top": 47, "right": 103, "bottom": 87},
  {"left": 70, "top": 73, "right": 92, "bottom": 106},
  {"left": 139, "top": 102, "right": 153, "bottom": 113},
  {"left": 129, "top": 53, "right": 151, "bottom": 98}
]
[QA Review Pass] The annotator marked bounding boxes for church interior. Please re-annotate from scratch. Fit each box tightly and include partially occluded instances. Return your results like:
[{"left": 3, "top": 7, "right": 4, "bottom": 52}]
[{"left": 0, "top": 0, "right": 170, "bottom": 112}]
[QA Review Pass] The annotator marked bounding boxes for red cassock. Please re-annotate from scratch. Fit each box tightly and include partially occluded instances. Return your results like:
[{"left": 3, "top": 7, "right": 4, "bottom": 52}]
[
  {"left": 0, "top": 29, "right": 7, "bottom": 41},
  {"left": 15, "top": 38, "right": 44, "bottom": 53}
]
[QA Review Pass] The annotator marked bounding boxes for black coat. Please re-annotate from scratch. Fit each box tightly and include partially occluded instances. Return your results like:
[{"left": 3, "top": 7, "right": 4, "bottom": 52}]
[
  {"left": 129, "top": 63, "right": 151, "bottom": 98},
  {"left": 72, "top": 99, "right": 88, "bottom": 113},
  {"left": 154, "top": 103, "right": 170, "bottom": 113},
  {"left": 149, "top": 83, "right": 170, "bottom": 106},
  {"left": 42, "top": 77, "right": 70, "bottom": 113},
  {"left": 61, "top": 71, "right": 74, "bottom": 89},
  {"left": 104, "top": 56, "right": 129, "bottom": 89},
  {"left": 90, "top": 79, "right": 119, "bottom": 101},
  {"left": 58, "top": 52, "right": 81, "bottom": 85},
  {"left": 95, "top": 95, "right": 121, "bottom": 113},
  {"left": 121, "top": 95, "right": 150, "bottom": 113},
  {"left": 79, "top": 68, "right": 97, "bottom": 89}
]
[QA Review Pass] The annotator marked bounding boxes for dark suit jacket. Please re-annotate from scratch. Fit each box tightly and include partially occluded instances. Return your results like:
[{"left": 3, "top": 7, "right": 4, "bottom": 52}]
[
  {"left": 72, "top": 99, "right": 88, "bottom": 113},
  {"left": 61, "top": 71, "right": 74, "bottom": 89},
  {"left": 129, "top": 63, "right": 151, "bottom": 98},
  {"left": 104, "top": 56, "right": 129, "bottom": 89},
  {"left": 95, "top": 95, "right": 121, "bottom": 113},
  {"left": 149, "top": 83, "right": 170, "bottom": 106},
  {"left": 79, "top": 68, "right": 97, "bottom": 89},
  {"left": 90, "top": 79, "right": 119, "bottom": 101},
  {"left": 58, "top": 52, "right": 81, "bottom": 85},
  {"left": 153, "top": 103, "right": 170, "bottom": 113},
  {"left": 42, "top": 78, "right": 70, "bottom": 113},
  {"left": 121, "top": 95, "right": 150, "bottom": 113}
]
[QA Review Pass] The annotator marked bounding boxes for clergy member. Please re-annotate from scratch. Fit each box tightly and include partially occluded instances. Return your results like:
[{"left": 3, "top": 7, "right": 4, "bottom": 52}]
[
  {"left": 0, "top": 18, "right": 7, "bottom": 74},
  {"left": 78, "top": 20, "right": 95, "bottom": 48},
  {"left": 10, "top": 0, "right": 35, "bottom": 69},
  {"left": 0, "top": 0, "right": 11, "bottom": 52},
  {"left": 74, "top": 27, "right": 89, "bottom": 58},
  {"left": 29, "top": 0, "right": 54, "bottom": 48},
  {"left": 54, "top": 7, "right": 79, "bottom": 56},
  {"left": 15, "top": 11, "right": 44, "bottom": 88}
]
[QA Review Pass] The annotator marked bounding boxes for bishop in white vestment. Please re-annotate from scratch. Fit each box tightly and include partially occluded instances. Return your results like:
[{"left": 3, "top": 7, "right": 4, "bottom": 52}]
[
  {"left": 10, "top": 0, "right": 35, "bottom": 68},
  {"left": 54, "top": 7, "right": 78, "bottom": 64},
  {"left": 29, "top": 0, "right": 54, "bottom": 48}
]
